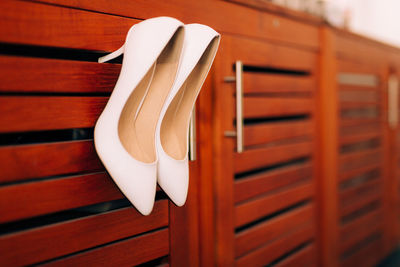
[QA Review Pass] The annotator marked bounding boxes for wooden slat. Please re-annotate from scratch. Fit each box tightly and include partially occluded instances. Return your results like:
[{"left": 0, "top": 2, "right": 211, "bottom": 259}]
[
  {"left": 274, "top": 244, "right": 316, "bottom": 267},
  {"left": 236, "top": 223, "right": 314, "bottom": 267},
  {"left": 339, "top": 149, "right": 381, "bottom": 173},
  {"left": 232, "top": 36, "right": 316, "bottom": 71},
  {"left": 235, "top": 183, "right": 313, "bottom": 227},
  {"left": 242, "top": 73, "right": 315, "bottom": 94},
  {"left": 0, "top": 200, "right": 168, "bottom": 266},
  {"left": 339, "top": 131, "right": 381, "bottom": 146},
  {"left": 235, "top": 204, "right": 313, "bottom": 257},
  {"left": 340, "top": 190, "right": 381, "bottom": 218},
  {"left": 234, "top": 163, "right": 312, "bottom": 203},
  {"left": 243, "top": 97, "right": 312, "bottom": 118},
  {"left": 243, "top": 120, "right": 312, "bottom": 147},
  {"left": 0, "top": 140, "right": 102, "bottom": 183},
  {"left": 0, "top": 56, "right": 120, "bottom": 93},
  {"left": 339, "top": 85, "right": 380, "bottom": 91},
  {"left": 339, "top": 89, "right": 380, "bottom": 103},
  {"left": 0, "top": 0, "right": 138, "bottom": 51},
  {"left": 341, "top": 236, "right": 383, "bottom": 267},
  {"left": 340, "top": 102, "right": 380, "bottom": 110},
  {"left": 41, "top": 228, "right": 169, "bottom": 267},
  {"left": 0, "top": 96, "right": 107, "bottom": 133},
  {"left": 0, "top": 172, "right": 122, "bottom": 223},
  {"left": 340, "top": 122, "right": 381, "bottom": 136},
  {"left": 234, "top": 142, "right": 312, "bottom": 173},
  {"left": 340, "top": 118, "right": 381, "bottom": 128},
  {"left": 340, "top": 209, "right": 382, "bottom": 241},
  {"left": 340, "top": 223, "right": 382, "bottom": 255},
  {"left": 340, "top": 178, "right": 381, "bottom": 207}
]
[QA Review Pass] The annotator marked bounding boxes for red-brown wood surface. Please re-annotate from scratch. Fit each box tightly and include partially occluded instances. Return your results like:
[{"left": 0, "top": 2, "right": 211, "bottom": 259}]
[
  {"left": 0, "top": 201, "right": 168, "bottom": 266},
  {"left": 0, "top": 141, "right": 102, "bottom": 182},
  {"left": 243, "top": 73, "right": 315, "bottom": 93},
  {"left": 274, "top": 244, "right": 316, "bottom": 267},
  {"left": 0, "top": 56, "right": 120, "bottom": 93},
  {"left": 41, "top": 229, "right": 170, "bottom": 267},
  {"left": 243, "top": 97, "right": 313, "bottom": 118}
]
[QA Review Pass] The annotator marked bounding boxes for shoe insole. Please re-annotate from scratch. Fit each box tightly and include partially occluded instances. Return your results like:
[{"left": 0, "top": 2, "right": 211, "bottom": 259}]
[
  {"left": 161, "top": 36, "right": 220, "bottom": 160},
  {"left": 118, "top": 27, "right": 184, "bottom": 163}
]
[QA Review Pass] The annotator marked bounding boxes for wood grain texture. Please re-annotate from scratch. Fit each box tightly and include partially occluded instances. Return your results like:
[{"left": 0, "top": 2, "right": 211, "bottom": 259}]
[
  {"left": 244, "top": 97, "right": 312, "bottom": 118},
  {"left": 0, "top": 56, "right": 120, "bottom": 93},
  {"left": 235, "top": 183, "right": 314, "bottom": 227},
  {"left": 234, "top": 141, "right": 312, "bottom": 173},
  {"left": 234, "top": 163, "right": 312, "bottom": 203},
  {"left": 274, "top": 244, "right": 316, "bottom": 267},
  {"left": 339, "top": 149, "right": 382, "bottom": 173},
  {"left": 0, "top": 172, "right": 122, "bottom": 223},
  {"left": 0, "top": 96, "right": 107, "bottom": 132},
  {"left": 0, "top": 0, "right": 138, "bottom": 51},
  {"left": 0, "top": 200, "right": 168, "bottom": 266},
  {"left": 41, "top": 228, "right": 170, "bottom": 267},
  {"left": 236, "top": 223, "right": 314, "bottom": 267},
  {"left": 242, "top": 73, "right": 315, "bottom": 94},
  {"left": 0, "top": 140, "right": 102, "bottom": 183},
  {"left": 341, "top": 236, "right": 383, "bottom": 267},
  {"left": 235, "top": 204, "right": 313, "bottom": 257},
  {"left": 340, "top": 209, "right": 382, "bottom": 241}
]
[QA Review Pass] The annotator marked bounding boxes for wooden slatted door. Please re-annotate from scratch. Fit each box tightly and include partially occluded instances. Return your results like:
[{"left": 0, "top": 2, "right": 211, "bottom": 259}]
[
  {"left": 0, "top": 1, "right": 202, "bottom": 266},
  {"left": 214, "top": 35, "right": 318, "bottom": 266},
  {"left": 319, "top": 28, "right": 393, "bottom": 267}
]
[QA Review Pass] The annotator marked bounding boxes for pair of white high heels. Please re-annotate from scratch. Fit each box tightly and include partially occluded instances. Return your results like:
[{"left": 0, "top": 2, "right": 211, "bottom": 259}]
[{"left": 94, "top": 17, "right": 220, "bottom": 215}]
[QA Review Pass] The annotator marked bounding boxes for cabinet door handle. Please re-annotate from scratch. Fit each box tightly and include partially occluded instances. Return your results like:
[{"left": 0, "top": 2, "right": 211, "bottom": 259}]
[
  {"left": 224, "top": 61, "right": 244, "bottom": 153},
  {"left": 388, "top": 74, "right": 399, "bottom": 129},
  {"left": 189, "top": 105, "right": 196, "bottom": 161}
]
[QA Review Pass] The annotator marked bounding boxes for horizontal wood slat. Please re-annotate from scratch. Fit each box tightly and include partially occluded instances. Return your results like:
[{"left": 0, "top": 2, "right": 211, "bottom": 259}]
[
  {"left": 235, "top": 142, "right": 312, "bottom": 173},
  {"left": 243, "top": 120, "right": 312, "bottom": 147},
  {"left": 341, "top": 236, "right": 383, "bottom": 267},
  {"left": 0, "top": 97, "right": 107, "bottom": 133},
  {"left": 0, "top": 200, "right": 168, "bottom": 266},
  {"left": 340, "top": 179, "right": 381, "bottom": 207},
  {"left": 0, "top": 140, "right": 102, "bottom": 183},
  {"left": 340, "top": 122, "right": 381, "bottom": 137},
  {"left": 0, "top": 56, "right": 120, "bottom": 93},
  {"left": 235, "top": 183, "right": 313, "bottom": 227},
  {"left": 41, "top": 228, "right": 170, "bottom": 267},
  {"left": 339, "top": 131, "right": 381, "bottom": 146},
  {"left": 339, "top": 89, "right": 380, "bottom": 103},
  {"left": 340, "top": 221, "right": 382, "bottom": 255},
  {"left": 236, "top": 223, "right": 314, "bottom": 267},
  {"left": 235, "top": 204, "right": 313, "bottom": 257},
  {"left": 339, "top": 149, "right": 381, "bottom": 173},
  {"left": 235, "top": 163, "right": 312, "bottom": 203},
  {"left": 340, "top": 209, "right": 382, "bottom": 240},
  {"left": 274, "top": 244, "right": 316, "bottom": 267},
  {"left": 243, "top": 97, "right": 312, "bottom": 118},
  {"left": 0, "top": 172, "right": 122, "bottom": 223},
  {"left": 242, "top": 73, "right": 315, "bottom": 94},
  {"left": 0, "top": 0, "right": 138, "bottom": 51},
  {"left": 340, "top": 190, "right": 381, "bottom": 218}
]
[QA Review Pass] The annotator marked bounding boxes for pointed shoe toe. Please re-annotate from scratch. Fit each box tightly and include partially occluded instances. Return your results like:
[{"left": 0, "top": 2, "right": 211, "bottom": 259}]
[
  {"left": 156, "top": 24, "right": 220, "bottom": 207},
  {"left": 94, "top": 17, "right": 185, "bottom": 215}
]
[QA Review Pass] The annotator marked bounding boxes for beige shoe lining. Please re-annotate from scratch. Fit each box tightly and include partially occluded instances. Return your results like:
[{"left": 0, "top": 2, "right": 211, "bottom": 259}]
[
  {"left": 161, "top": 36, "right": 220, "bottom": 160},
  {"left": 118, "top": 27, "right": 184, "bottom": 163}
]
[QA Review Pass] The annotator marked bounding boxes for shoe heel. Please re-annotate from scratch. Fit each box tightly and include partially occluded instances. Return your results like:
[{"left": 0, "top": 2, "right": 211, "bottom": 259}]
[{"left": 98, "top": 45, "right": 125, "bottom": 63}]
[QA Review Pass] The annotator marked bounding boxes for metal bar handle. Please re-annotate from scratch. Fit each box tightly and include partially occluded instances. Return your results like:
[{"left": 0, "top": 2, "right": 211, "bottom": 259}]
[
  {"left": 223, "top": 61, "right": 244, "bottom": 153},
  {"left": 388, "top": 74, "right": 399, "bottom": 130},
  {"left": 189, "top": 106, "right": 196, "bottom": 161}
]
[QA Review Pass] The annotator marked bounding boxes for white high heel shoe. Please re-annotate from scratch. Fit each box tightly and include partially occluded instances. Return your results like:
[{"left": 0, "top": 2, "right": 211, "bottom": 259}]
[
  {"left": 94, "top": 17, "right": 184, "bottom": 215},
  {"left": 156, "top": 24, "right": 220, "bottom": 206}
]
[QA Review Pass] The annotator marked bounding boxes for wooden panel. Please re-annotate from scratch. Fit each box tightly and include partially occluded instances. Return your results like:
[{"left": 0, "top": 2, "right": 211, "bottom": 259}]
[
  {"left": 243, "top": 73, "right": 315, "bottom": 94},
  {"left": 41, "top": 228, "right": 169, "bottom": 267},
  {"left": 0, "top": 200, "right": 168, "bottom": 266},
  {"left": 340, "top": 132, "right": 381, "bottom": 146},
  {"left": 340, "top": 122, "right": 381, "bottom": 136},
  {"left": 340, "top": 179, "right": 381, "bottom": 206},
  {"left": 0, "top": 56, "right": 120, "bottom": 93},
  {"left": 339, "top": 89, "right": 380, "bottom": 103},
  {"left": 231, "top": 36, "right": 316, "bottom": 71},
  {"left": 341, "top": 236, "right": 383, "bottom": 267},
  {"left": 234, "top": 142, "right": 312, "bottom": 173},
  {"left": 0, "top": 140, "right": 102, "bottom": 183},
  {"left": 340, "top": 209, "right": 382, "bottom": 240},
  {"left": 0, "top": 172, "right": 122, "bottom": 223},
  {"left": 339, "top": 149, "right": 382, "bottom": 173},
  {"left": 0, "top": 96, "right": 107, "bottom": 133},
  {"left": 340, "top": 221, "right": 382, "bottom": 254},
  {"left": 274, "top": 244, "right": 316, "bottom": 267},
  {"left": 243, "top": 97, "right": 312, "bottom": 118},
  {"left": 235, "top": 183, "right": 313, "bottom": 227},
  {"left": 236, "top": 223, "right": 314, "bottom": 267},
  {"left": 340, "top": 191, "right": 381, "bottom": 218},
  {"left": 35, "top": 0, "right": 319, "bottom": 49},
  {"left": 0, "top": 0, "right": 137, "bottom": 51},
  {"left": 235, "top": 204, "right": 313, "bottom": 257},
  {"left": 234, "top": 163, "right": 312, "bottom": 203},
  {"left": 244, "top": 121, "right": 313, "bottom": 147}
]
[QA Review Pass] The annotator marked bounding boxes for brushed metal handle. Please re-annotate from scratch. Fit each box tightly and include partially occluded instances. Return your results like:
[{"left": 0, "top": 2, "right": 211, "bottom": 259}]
[
  {"left": 189, "top": 105, "right": 196, "bottom": 161},
  {"left": 388, "top": 75, "right": 399, "bottom": 129},
  {"left": 224, "top": 60, "right": 244, "bottom": 153}
]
